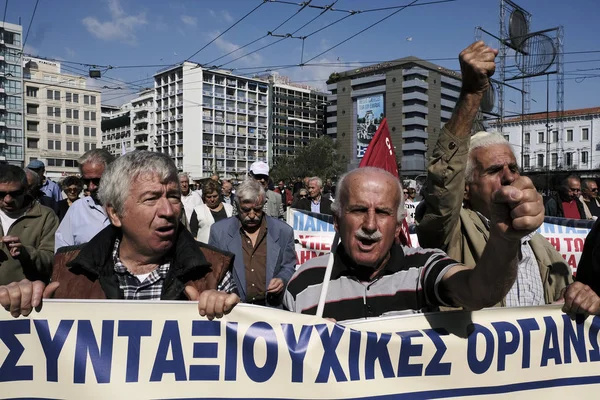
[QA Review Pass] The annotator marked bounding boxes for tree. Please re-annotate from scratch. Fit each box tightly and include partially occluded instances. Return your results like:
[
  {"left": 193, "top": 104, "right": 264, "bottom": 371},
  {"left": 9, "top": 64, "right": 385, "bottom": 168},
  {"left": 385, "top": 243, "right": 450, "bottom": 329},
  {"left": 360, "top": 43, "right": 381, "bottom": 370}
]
[{"left": 270, "top": 136, "right": 345, "bottom": 182}]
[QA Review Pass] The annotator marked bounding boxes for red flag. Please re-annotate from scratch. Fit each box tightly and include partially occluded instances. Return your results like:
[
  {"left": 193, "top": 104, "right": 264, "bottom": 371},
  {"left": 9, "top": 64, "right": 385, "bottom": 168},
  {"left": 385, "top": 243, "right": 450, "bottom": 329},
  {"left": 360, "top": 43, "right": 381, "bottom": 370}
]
[{"left": 358, "top": 118, "right": 413, "bottom": 247}]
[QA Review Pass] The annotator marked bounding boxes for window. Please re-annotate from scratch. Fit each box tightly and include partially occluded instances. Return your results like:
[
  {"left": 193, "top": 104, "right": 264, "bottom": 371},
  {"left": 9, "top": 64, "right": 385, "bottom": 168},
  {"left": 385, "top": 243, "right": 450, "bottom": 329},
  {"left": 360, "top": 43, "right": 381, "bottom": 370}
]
[
  {"left": 47, "top": 159, "right": 64, "bottom": 167},
  {"left": 66, "top": 125, "right": 72, "bottom": 135},
  {"left": 523, "top": 155, "right": 530, "bottom": 169},
  {"left": 582, "top": 151, "right": 589, "bottom": 164},
  {"left": 91, "top": 112, "right": 96, "bottom": 121},
  {"left": 537, "top": 154, "right": 544, "bottom": 168},
  {"left": 74, "top": 142, "right": 79, "bottom": 152},
  {"left": 91, "top": 127, "right": 96, "bottom": 137},
  {"left": 565, "top": 152, "right": 573, "bottom": 166},
  {"left": 66, "top": 142, "right": 72, "bottom": 151},
  {"left": 73, "top": 110, "right": 79, "bottom": 119},
  {"left": 47, "top": 106, "right": 60, "bottom": 117},
  {"left": 91, "top": 96, "right": 96, "bottom": 105},
  {"left": 84, "top": 95, "right": 89, "bottom": 105},
  {"left": 54, "top": 124, "right": 61, "bottom": 134},
  {"left": 538, "top": 132, "right": 545, "bottom": 143},
  {"left": 65, "top": 160, "right": 78, "bottom": 168},
  {"left": 47, "top": 123, "right": 54, "bottom": 133},
  {"left": 26, "top": 86, "right": 38, "bottom": 97},
  {"left": 27, "top": 139, "right": 38, "bottom": 149},
  {"left": 582, "top": 128, "right": 589, "bottom": 141},
  {"left": 66, "top": 109, "right": 72, "bottom": 118},
  {"left": 551, "top": 153, "right": 558, "bottom": 168},
  {"left": 66, "top": 92, "right": 72, "bottom": 102},
  {"left": 73, "top": 94, "right": 79, "bottom": 103},
  {"left": 26, "top": 121, "right": 38, "bottom": 132},
  {"left": 552, "top": 130, "right": 558, "bottom": 143},
  {"left": 567, "top": 129, "right": 573, "bottom": 141},
  {"left": 84, "top": 111, "right": 89, "bottom": 121},
  {"left": 26, "top": 104, "right": 37, "bottom": 114},
  {"left": 47, "top": 90, "right": 60, "bottom": 100},
  {"left": 524, "top": 133, "right": 530, "bottom": 145},
  {"left": 73, "top": 126, "right": 79, "bottom": 135},
  {"left": 504, "top": 135, "right": 509, "bottom": 142},
  {"left": 55, "top": 141, "right": 61, "bottom": 150},
  {"left": 84, "top": 127, "right": 89, "bottom": 136}
]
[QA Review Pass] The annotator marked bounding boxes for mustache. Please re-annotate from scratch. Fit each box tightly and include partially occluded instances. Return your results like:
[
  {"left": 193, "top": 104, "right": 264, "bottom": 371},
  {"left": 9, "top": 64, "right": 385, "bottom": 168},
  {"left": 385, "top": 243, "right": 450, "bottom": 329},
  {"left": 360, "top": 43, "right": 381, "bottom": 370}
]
[
  {"left": 243, "top": 216, "right": 261, "bottom": 224},
  {"left": 355, "top": 229, "right": 383, "bottom": 241}
]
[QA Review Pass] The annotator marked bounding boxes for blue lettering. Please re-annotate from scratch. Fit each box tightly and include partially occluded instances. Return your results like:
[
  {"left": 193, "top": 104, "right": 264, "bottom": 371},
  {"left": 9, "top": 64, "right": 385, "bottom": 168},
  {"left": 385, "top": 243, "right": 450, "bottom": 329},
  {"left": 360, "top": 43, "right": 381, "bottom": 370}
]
[
  {"left": 282, "top": 324, "right": 313, "bottom": 383},
  {"left": 34, "top": 319, "right": 74, "bottom": 382},
  {"left": 117, "top": 320, "right": 152, "bottom": 383},
  {"left": 225, "top": 322, "right": 238, "bottom": 381},
  {"left": 541, "top": 316, "right": 562, "bottom": 366},
  {"left": 304, "top": 216, "right": 316, "bottom": 231},
  {"left": 589, "top": 316, "right": 600, "bottom": 361},
  {"left": 543, "top": 223, "right": 555, "bottom": 234},
  {"left": 397, "top": 330, "right": 423, "bottom": 377},
  {"left": 365, "top": 332, "right": 394, "bottom": 379},
  {"left": 315, "top": 324, "right": 347, "bottom": 383},
  {"left": 190, "top": 321, "right": 220, "bottom": 381},
  {"left": 517, "top": 318, "right": 540, "bottom": 369},
  {"left": 74, "top": 320, "right": 114, "bottom": 384},
  {"left": 348, "top": 329, "right": 362, "bottom": 381},
  {"left": 492, "top": 322, "right": 520, "bottom": 371},
  {"left": 562, "top": 315, "right": 587, "bottom": 363},
  {"left": 293, "top": 212, "right": 304, "bottom": 230},
  {"left": 0, "top": 320, "right": 32, "bottom": 382},
  {"left": 150, "top": 320, "right": 187, "bottom": 382},
  {"left": 242, "top": 322, "right": 278, "bottom": 383},
  {"left": 423, "top": 328, "right": 452, "bottom": 376},
  {"left": 467, "top": 324, "right": 495, "bottom": 374}
]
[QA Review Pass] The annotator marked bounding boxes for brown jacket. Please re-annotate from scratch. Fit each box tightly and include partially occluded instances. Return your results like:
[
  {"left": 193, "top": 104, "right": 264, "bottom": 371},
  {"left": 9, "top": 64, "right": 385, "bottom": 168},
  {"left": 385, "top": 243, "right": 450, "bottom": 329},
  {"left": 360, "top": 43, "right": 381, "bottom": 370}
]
[{"left": 52, "top": 225, "right": 233, "bottom": 300}]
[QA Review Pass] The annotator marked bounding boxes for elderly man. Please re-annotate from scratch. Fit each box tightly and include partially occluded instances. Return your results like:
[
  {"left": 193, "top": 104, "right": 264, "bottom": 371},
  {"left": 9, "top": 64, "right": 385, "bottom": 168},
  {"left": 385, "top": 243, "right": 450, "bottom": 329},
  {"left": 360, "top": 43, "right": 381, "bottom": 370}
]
[
  {"left": 274, "top": 180, "right": 293, "bottom": 211},
  {"left": 24, "top": 167, "right": 58, "bottom": 214},
  {"left": 284, "top": 164, "right": 544, "bottom": 321},
  {"left": 179, "top": 173, "right": 203, "bottom": 224},
  {"left": 26, "top": 160, "right": 62, "bottom": 203},
  {"left": 0, "top": 165, "right": 58, "bottom": 285},
  {"left": 295, "top": 177, "right": 333, "bottom": 215},
  {"left": 54, "top": 149, "right": 115, "bottom": 251},
  {"left": 416, "top": 41, "right": 571, "bottom": 307},
  {"left": 580, "top": 179, "right": 600, "bottom": 219},
  {"left": 221, "top": 179, "right": 235, "bottom": 205},
  {"left": 0, "top": 151, "right": 238, "bottom": 320},
  {"left": 248, "top": 161, "right": 283, "bottom": 219},
  {"left": 209, "top": 179, "right": 296, "bottom": 308},
  {"left": 545, "top": 175, "right": 587, "bottom": 219}
]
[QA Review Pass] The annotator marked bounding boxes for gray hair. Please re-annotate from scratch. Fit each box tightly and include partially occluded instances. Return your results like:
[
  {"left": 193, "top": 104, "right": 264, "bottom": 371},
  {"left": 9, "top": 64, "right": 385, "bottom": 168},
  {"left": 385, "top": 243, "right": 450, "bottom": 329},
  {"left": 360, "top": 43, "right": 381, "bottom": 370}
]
[
  {"left": 308, "top": 176, "right": 323, "bottom": 188},
  {"left": 23, "top": 168, "right": 40, "bottom": 187},
  {"left": 98, "top": 151, "right": 179, "bottom": 216},
  {"left": 582, "top": 178, "right": 596, "bottom": 190},
  {"left": 178, "top": 172, "right": 190, "bottom": 180},
  {"left": 78, "top": 149, "right": 115, "bottom": 172},
  {"left": 235, "top": 178, "right": 265, "bottom": 207},
  {"left": 466, "top": 131, "right": 514, "bottom": 183},
  {"left": 331, "top": 167, "right": 405, "bottom": 223},
  {"left": 562, "top": 175, "right": 580, "bottom": 187}
]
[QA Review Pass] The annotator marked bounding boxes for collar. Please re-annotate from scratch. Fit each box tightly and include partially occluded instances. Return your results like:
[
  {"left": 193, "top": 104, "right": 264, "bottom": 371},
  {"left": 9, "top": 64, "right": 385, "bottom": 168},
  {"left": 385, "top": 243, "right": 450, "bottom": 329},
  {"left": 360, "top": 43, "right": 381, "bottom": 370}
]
[
  {"left": 475, "top": 211, "right": 535, "bottom": 243},
  {"left": 239, "top": 215, "right": 267, "bottom": 235},
  {"left": 331, "top": 243, "right": 406, "bottom": 282},
  {"left": 67, "top": 224, "right": 212, "bottom": 278}
]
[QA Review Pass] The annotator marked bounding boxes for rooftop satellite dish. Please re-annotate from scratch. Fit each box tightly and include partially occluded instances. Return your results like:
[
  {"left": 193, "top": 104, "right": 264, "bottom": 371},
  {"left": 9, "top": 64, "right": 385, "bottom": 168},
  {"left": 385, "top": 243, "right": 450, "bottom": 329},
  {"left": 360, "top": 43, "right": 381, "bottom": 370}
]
[
  {"left": 509, "top": 9, "right": 529, "bottom": 51},
  {"left": 481, "top": 83, "right": 495, "bottom": 113},
  {"left": 515, "top": 33, "right": 557, "bottom": 75}
]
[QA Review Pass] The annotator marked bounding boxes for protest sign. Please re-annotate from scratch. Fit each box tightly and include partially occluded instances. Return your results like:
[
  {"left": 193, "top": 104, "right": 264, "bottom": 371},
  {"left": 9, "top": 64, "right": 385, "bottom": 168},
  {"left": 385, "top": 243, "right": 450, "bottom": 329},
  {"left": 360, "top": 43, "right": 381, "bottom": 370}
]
[
  {"left": 287, "top": 208, "right": 336, "bottom": 265},
  {"left": 0, "top": 301, "right": 598, "bottom": 398},
  {"left": 538, "top": 217, "right": 595, "bottom": 274}
]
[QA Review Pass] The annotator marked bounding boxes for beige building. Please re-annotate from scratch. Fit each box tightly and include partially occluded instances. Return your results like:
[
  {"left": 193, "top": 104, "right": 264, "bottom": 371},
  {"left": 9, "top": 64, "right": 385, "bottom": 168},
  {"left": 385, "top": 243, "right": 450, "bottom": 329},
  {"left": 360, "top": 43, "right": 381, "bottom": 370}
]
[{"left": 23, "top": 58, "right": 102, "bottom": 179}]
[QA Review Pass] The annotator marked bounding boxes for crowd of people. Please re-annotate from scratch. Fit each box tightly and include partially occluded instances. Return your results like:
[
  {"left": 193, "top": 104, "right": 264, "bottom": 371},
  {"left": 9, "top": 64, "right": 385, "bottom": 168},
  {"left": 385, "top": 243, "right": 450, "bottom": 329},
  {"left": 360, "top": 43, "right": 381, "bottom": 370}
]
[{"left": 0, "top": 41, "right": 598, "bottom": 324}]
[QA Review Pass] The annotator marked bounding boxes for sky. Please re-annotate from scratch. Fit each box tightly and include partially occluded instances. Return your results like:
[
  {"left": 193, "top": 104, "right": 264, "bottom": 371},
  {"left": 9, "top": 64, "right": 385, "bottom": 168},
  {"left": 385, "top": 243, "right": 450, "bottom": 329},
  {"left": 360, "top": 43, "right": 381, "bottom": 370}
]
[{"left": 8, "top": 0, "right": 600, "bottom": 114}]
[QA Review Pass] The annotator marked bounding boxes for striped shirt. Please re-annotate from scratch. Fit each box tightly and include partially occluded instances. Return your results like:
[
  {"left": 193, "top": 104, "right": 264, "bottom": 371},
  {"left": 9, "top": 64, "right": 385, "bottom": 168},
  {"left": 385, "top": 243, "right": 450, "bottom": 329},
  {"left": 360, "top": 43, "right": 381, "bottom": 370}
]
[{"left": 284, "top": 244, "right": 460, "bottom": 322}]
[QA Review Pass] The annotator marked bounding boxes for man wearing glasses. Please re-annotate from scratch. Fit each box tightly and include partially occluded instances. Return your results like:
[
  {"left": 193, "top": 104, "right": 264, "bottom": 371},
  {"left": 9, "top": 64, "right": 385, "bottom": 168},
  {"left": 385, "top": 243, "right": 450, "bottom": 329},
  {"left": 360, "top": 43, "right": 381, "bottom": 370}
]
[
  {"left": 580, "top": 179, "right": 600, "bottom": 219},
  {"left": 544, "top": 175, "right": 588, "bottom": 219},
  {"left": 0, "top": 165, "right": 58, "bottom": 285},
  {"left": 54, "top": 149, "right": 115, "bottom": 251}
]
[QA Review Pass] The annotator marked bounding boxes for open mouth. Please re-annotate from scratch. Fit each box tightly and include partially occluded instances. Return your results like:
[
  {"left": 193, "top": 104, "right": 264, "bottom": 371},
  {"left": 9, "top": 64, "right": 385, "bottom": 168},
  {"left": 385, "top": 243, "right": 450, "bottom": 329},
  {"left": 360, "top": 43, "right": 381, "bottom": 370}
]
[
  {"left": 357, "top": 238, "right": 378, "bottom": 250},
  {"left": 156, "top": 225, "right": 175, "bottom": 236}
]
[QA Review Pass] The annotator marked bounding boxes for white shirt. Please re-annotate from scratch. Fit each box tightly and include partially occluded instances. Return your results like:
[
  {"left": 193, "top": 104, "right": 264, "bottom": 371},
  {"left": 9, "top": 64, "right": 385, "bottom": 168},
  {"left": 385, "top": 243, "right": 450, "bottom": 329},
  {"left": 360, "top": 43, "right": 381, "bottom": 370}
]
[
  {"left": 0, "top": 209, "right": 23, "bottom": 234},
  {"left": 181, "top": 190, "right": 203, "bottom": 224}
]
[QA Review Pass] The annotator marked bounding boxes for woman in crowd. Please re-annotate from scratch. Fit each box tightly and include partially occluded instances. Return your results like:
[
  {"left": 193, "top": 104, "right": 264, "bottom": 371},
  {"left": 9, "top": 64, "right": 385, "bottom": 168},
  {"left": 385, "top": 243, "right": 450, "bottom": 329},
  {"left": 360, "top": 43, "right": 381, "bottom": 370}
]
[
  {"left": 189, "top": 180, "right": 233, "bottom": 243},
  {"left": 58, "top": 176, "right": 82, "bottom": 222}
]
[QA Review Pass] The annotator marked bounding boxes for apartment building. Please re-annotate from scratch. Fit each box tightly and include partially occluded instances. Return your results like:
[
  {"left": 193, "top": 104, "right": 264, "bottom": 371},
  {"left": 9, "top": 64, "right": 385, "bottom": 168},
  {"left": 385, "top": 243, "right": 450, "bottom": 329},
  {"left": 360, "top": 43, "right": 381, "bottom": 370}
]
[
  {"left": 154, "top": 62, "right": 269, "bottom": 179},
  {"left": 23, "top": 57, "right": 101, "bottom": 179},
  {"left": 495, "top": 107, "right": 600, "bottom": 173},
  {"left": 0, "top": 22, "right": 24, "bottom": 166},
  {"left": 326, "top": 57, "right": 462, "bottom": 177},
  {"left": 101, "top": 89, "right": 155, "bottom": 156},
  {"left": 263, "top": 74, "right": 327, "bottom": 158}
]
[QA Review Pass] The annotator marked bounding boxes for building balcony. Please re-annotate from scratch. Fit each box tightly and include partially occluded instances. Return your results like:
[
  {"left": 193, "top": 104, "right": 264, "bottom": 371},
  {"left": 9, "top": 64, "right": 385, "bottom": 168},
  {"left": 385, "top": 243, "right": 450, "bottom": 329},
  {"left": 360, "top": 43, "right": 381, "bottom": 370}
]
[
  {"left": 177, "top": 101, "right": 184, "bottom": 107},
  {"left": 177, "top": 89, "right": 183, "bottom": 94},
  {"left": 215, "top": 117, "right": 224, "bottom": 122},
  {"left": 402, "top": 104, "right": 429, "bottom": 114},
  {"left": 202, "top": 140, "right": 212, "bottom": 145},
  {"left": 403, "top": 91, "right": 428, "bottom": 102},
  {"left": 441, "top": 98, "right": 455, "bottom": 109},
  {"left": 402, "top": 142, "right": 427, "bottom": 152},
  {"left": 215, "top": 93, "right": 225, "bottom": 98},
  {"left": 215, "top": 105, "right": 224, "bottom": 110},
  {"left": 203, "top": 115, "right": 213, "bottom": 121},
  {"left": 441, "top": 110, "right": 452, "bottom": 120},
  {"left": 176, "top": 127, "right": 183, "bottom": 132},
  {"left": 402, "top": 79, "right": 428, "bottom": 90},
  {"left": 258, "top": 111, "right": 267, "bottom": 117},
  {"left": 134, "top": 140, "right": 149, "bottom": 147},
  {"left": 238, "top": 98, "right": 247, "bottom": 103},
  {"left": 134, "top": 129, "right": 149, "bottom": 136},
  {"left": 402, "top": 129, "right": 428, "bottom": 140},
  {"left": 402, "top": 116, "right": 429, "bottom": 127},
  {"left": 203, "top": 90, "right": 213, "bottom": 96},
  {"left": 177, "top": 140, "right": 183, "bottom": 144},
  {"left": 226, "top": 95, "right": 236, "bottom": 100},
  {"left": 134, "top": 117, "right": 149, "bottom": 124},
  {"left": 226, "top": 106, "right": 236, "bottom": 112},
  {"left": 176, "top": 115, "right": 183, "bottom": 120}
]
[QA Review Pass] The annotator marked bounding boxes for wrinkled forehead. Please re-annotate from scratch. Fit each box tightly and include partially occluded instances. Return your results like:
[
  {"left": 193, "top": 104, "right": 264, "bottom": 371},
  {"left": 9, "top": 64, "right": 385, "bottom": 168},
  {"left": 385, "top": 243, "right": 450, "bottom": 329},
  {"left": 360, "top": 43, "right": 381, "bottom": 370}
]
[{"left": 473, "top": 144, "right": 516, "bottom": 167}]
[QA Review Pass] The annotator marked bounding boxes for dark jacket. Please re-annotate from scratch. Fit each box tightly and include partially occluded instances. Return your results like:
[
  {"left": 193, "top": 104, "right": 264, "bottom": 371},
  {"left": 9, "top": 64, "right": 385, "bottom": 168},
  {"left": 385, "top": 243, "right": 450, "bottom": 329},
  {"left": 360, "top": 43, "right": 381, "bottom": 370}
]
[
  {"left": 295, "top": 196, "right": 333, "bottom": 215},
  {"left": 576, "top": 219, "right": 600, "bottom": 294},
  {"left": 57, "top": 199, "right": 71, "bottom": 222},
  {"left": 52, "top": 225, "right": 233, "bottom": 300},
  {"left": 545, "top": 192, "right": 586, "bottom": 219}
]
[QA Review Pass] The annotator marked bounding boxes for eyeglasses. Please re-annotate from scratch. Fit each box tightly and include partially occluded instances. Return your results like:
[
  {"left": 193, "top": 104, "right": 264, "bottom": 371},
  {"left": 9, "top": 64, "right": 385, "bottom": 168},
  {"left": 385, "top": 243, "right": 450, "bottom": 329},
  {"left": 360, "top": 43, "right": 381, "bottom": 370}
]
[
  {"left": 592, "top": 189, "right": 599, "bottom": 192},
  {"left": 299, "top": 195, "right": 307, "bottom": 198},
  {"left": 403, "top": 191, "right": 409, "bottom": 195},
  {"left": 253, "top": 174, "right": 269, "bottom": 182},
  {"left": 0, "top": 189, "right": 24, "bottom": 199},
  {"left": 205, "top": 194, "right": 219, "bottom": 199},
  {"left": 82, "top": 178, "right": 101, "bottom": 186},
  {"left": 569, "top": 188, "right": 581, "bottom": 192},
  {"left": 65, "top": 187, "right": 80, "bottom": 193}
]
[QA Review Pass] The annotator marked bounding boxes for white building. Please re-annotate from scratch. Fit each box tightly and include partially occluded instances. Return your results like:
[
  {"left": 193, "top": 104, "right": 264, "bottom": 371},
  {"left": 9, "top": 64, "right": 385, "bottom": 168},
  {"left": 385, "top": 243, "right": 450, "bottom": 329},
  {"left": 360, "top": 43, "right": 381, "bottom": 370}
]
[
  {"left": 153, "top": 63, "right": 269, "bottom": 180},
  {"left": 0, "top": 22, "right": 24, "bottom": 166},
  {"left": 495, "top": 107, "right": 600, "bottom": 173},
  {"left": 23, "top": 57, "right": 102, "bottom": 178}
]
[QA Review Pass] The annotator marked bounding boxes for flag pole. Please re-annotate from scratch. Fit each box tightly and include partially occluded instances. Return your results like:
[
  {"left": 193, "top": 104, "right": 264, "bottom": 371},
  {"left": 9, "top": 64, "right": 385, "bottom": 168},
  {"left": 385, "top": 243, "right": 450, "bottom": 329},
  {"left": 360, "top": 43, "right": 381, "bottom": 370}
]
[{"left": 316, "top": 233, "right": 339, "bottom": 318}]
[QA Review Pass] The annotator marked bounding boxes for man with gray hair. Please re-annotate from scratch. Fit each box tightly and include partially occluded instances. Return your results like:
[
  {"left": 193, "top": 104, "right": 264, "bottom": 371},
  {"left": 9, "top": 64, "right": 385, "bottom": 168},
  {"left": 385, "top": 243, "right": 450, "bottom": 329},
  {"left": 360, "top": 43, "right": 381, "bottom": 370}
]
[
  {"left": 0, "top": 151, "right": 239, "bottom": 320},
  {"left": 179, "top": 172, "right": 203, "bottom": 225},
  {"left": 54, "top": 149, "right": 115, "bottom": 251},
  {"left": 295, "top": 176, "right": 333, "bottom": 215},
  {"left": 209, "top": 179, "right": 296, "bottom": 308},
  {"left": 416, "top": 41, "right": 571, "bottom": 307}
]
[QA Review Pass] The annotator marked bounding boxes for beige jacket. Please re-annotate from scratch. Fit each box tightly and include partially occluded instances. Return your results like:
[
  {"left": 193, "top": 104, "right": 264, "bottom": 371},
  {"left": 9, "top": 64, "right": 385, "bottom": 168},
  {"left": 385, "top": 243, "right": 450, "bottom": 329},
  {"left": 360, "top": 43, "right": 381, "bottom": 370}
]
[{"left": 416, "top": 127, "right": 572, "bottom": 305}]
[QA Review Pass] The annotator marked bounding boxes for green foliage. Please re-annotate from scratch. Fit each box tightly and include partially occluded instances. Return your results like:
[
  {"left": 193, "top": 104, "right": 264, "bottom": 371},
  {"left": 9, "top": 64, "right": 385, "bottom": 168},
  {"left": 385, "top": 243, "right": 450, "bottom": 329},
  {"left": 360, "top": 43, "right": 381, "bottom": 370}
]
[{"left": 270, "top": 136, "right": 345, "bottom": 182}]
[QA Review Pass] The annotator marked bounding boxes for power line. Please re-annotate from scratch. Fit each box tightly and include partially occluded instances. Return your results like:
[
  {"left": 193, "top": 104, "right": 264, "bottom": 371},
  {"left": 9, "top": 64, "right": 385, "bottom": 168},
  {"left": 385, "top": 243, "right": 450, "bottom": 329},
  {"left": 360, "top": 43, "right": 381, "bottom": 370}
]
[{"left": 22, "top": 0, "right": 39, "bottom": 50}]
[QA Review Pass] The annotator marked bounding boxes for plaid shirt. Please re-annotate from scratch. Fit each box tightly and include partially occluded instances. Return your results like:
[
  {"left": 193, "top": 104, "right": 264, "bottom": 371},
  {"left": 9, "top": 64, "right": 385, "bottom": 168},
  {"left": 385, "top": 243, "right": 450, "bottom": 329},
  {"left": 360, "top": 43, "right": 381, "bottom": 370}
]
[{"left": 113, "top": 239, "right": 237, "bottom": 299}]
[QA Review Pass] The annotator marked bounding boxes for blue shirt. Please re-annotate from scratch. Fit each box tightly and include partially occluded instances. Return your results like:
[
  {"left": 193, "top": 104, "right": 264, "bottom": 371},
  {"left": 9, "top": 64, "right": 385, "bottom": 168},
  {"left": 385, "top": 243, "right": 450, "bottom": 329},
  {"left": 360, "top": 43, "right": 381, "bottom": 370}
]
[
  {"left": 41, "top": 179, "right": 62, "bottom": 202},
  {"left": 54, "top": 196, "right": 110, "bottom": 252},
  {"left": 310, "top": 199, "right": 321, "bottom": 213}
]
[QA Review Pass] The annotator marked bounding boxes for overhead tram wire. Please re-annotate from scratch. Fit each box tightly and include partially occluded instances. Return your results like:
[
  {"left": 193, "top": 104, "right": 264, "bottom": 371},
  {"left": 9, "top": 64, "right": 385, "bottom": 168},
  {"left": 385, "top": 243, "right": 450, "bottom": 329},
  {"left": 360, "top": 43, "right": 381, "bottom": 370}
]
[
  {"left": 207, "top": 1, "right": 313, "bottom": 67},
  {"left": 22, "top": 0, "right": 39, "bottom": 50},
  {"left": 2, "top": 0, "right": 8, "bottom": 28},
  {"left": 303, "top": 0, "right": 421, "bottom": 64},
  {"left": 269, "top": 0, "right": 459, "bottom": 14}
]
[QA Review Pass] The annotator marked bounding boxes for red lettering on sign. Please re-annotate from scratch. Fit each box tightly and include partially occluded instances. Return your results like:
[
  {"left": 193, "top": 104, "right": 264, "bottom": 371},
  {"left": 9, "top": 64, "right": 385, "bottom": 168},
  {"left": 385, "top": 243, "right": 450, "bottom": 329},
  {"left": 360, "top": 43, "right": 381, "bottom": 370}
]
[
  {"left": 564, "top": 237, "right": 573, "bottom": 252},
  {"left": 549, "top": 237, "right": 560, "bottom": 251},
  {"left": 574, "top": 238, "right": 585, "bottom": 252}
]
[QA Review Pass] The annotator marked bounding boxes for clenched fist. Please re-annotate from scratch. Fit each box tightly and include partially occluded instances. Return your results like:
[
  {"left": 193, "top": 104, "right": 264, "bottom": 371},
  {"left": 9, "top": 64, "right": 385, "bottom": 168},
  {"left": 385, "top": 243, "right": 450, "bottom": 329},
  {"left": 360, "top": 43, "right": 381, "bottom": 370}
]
[{"left": 459, "top": 41, "right": 498, "bottom": 95}]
